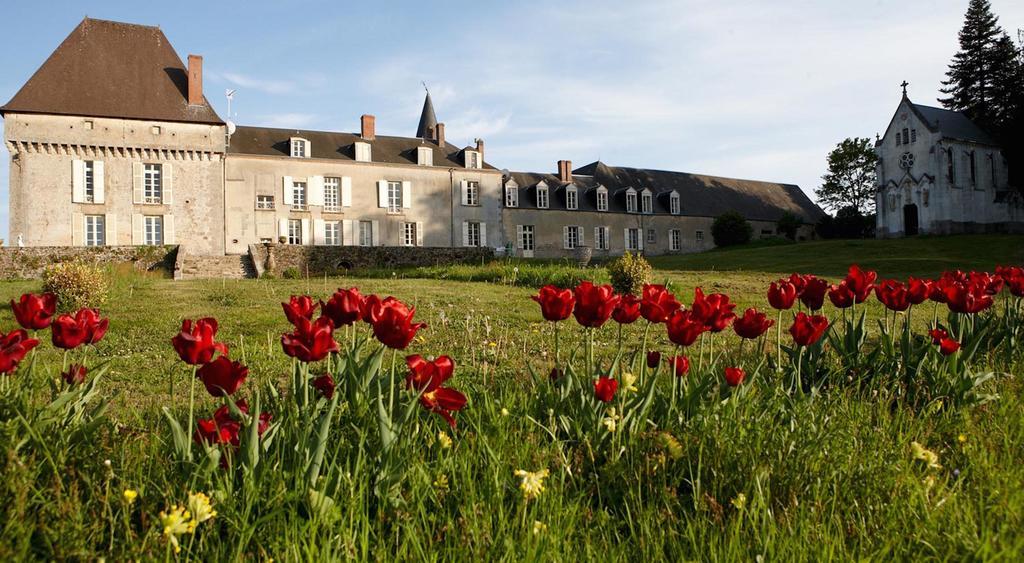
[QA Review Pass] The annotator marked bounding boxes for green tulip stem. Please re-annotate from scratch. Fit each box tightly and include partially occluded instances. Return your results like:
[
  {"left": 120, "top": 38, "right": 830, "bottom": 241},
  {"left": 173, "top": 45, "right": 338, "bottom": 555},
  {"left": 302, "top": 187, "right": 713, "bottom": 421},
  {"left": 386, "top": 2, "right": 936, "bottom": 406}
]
[{"left": 187, "top": 364, "right": 197, "bottom": 460}]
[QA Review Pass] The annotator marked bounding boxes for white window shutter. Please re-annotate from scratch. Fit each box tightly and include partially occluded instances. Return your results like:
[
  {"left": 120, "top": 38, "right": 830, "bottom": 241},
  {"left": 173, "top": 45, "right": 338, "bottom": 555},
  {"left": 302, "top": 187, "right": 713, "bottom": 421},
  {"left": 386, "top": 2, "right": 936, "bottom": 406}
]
[
  {"left": 301, "top": 218, "right": 311, "bottom": 245},
  {"left": 460, "top": 180, "right": 469, "bottom": 205},
  {"left": 638, "top": 230, "right": 644, "bottom": 250},
  {"left": 516, "top": 225, "right": 524, "bottom": 249},
  {"left": 132, "top": 214, "right": 144, "bottom": 245},
  {"left": 415, "top": 221, "right": 424, "bottom": 246},
  {"left": 341, "top": 177, "right": 352, "bottom": 207},
  {"left": 313, "top": 219, "right": 325, "bottom": 245},
  {"left": 105, "top": 213, "right": 117, "bottom": 246},
  {"left": 605, "top": 227, "right": 611, "bottom": 250},
  {"left": 563, "top": 226, "right": 570, "bottom": 249},
  {"left": 308, "top": 176, "right": 324, "bottom": 206},
  {"left": 402, "top": 181, "right": 412, "bottom": 209},
  {"left": 164, "top": 215, "right": 175, "bottom": 245},
  {"left": 342, "top": 219, "right": 353, "bottom": 245},
  {"left": 593, "top": 227, "right": 600, "bottom": 249},
  {"left": 94, "top": 161, "right": 105, "bottom": 204},
  {"left": 282, "top": 176, "right": 293, "bottom": 205},
  {"left": 72, "top": 212, "right": 84, "bottom": 245},
  {"left": 133, "top": 162, "right": 144, "bottom": 204},
  {"left": 624, "top": 228, "right": 630, "bottom": 250},
  {"left": 278, "top": 218, "right": 288, "bottom": 239},
  {"left": 462, "top": 221, "right": 470, "bottom": 246},
  {"left": 162, "top": 164, "right": 173, "bottom": 204},
  {"left": 377, "top": 180, "right": 388, "bottom": 208},
  {"left": 371, "top": 220, "right": 380, "bottom": 246},
  {"left": 72, "top": 160, "right": 85, "bottom": 203},
  {"left": 578, "top": 226, "right": 584, "bottom": 246},
  {"left": 480, "top": 222, "right": 487, "bottom": 247}
]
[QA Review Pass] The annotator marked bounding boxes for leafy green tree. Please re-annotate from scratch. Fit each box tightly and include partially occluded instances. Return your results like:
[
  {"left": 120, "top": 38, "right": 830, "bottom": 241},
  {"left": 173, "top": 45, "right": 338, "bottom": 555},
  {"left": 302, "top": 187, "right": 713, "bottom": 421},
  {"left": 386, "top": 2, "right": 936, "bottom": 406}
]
[
  {"left": 815, "top": 137, "right": 877, "bottom": 214},
  {"left": 711, "top": 212, "right": 752, "bottom": 247}
]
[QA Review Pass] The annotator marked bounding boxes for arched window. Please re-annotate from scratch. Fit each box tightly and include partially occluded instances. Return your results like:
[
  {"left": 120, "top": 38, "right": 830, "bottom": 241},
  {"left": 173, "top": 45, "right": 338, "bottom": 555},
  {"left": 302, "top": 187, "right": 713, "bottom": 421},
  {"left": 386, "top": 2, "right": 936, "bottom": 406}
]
[
  {"left": 626, "top": 188, "right": 637, "bottom": 213},
  {"left": 946, "top": 148, "right": 955, "bottom": 185},
  {"left": 969, "top": 151, "right": 976, "bottom": 186}
]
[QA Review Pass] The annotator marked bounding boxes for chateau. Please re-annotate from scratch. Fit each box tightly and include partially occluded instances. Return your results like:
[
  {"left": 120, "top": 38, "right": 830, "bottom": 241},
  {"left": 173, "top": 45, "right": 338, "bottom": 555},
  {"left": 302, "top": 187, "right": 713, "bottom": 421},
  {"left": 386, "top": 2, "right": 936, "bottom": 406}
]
[
  {"left": 2, "top": 18, "right": 823, "bottom": 264},
  {"left": 874, "top": 87, "right": 1023, "bottom": 237}
]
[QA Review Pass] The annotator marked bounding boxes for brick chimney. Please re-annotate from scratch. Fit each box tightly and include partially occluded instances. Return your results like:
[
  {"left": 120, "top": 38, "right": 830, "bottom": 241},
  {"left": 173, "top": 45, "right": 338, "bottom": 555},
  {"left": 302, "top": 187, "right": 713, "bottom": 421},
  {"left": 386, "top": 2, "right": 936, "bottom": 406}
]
[
  {"left": 475, "top": 138, "right": 485, "bottom": 160},
  {"left": 361, "top": 114, "right": 376, "bottom": 140},
  {"left": 434, "top": 123, "right": 445, "bottom": 147},
  {"left": 558, "top": 160, "right": 572, "bottom": 183},
  {"left": 187, "top": 55, "right": 203, "bottom": 105}
]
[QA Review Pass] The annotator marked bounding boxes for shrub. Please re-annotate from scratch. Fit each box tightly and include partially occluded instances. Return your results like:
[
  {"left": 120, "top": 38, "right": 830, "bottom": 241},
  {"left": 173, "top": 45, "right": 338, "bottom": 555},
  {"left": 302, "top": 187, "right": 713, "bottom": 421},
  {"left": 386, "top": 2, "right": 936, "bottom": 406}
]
[
  {"left": 711, "top": 212, "right": 753, "bottom": 247},
  {"left": 817, "top": 205, "right": 876, "bottom": 239},
  {"left": 282, "top": 267, "right": 302, "bottom": 279},
  {"left": 777, "top": 212, "right": 802, "bottom": 241},
  {"left": 606, "top": 252, "right": 651, "bottom": 295},
  {"left": 42, "top": 262, "right": 109, "bottom": 311}
]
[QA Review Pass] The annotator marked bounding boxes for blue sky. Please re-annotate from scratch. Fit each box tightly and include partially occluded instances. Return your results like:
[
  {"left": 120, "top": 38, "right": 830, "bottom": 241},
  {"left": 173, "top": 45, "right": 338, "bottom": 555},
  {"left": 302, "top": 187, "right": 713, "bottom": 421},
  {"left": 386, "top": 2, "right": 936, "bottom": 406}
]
[{"left": 2, "top": 0, "right": 1022, "bottom": 240}]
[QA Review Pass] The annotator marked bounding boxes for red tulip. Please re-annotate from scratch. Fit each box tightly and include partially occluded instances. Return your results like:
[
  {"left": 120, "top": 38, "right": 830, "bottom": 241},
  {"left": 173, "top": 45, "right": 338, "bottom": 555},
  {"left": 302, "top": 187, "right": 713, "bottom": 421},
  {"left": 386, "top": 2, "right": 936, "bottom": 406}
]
[
  {"left": 938, "top": 337, "right": 960, "bottom": 355},
  {"left": 171, "top": 318, "right": 228, "bottom": 365},
  {"left": 573, "top": 282, "right": 621, "bottom": 328},
  {"left": 281, "top": 316, "right": 339, "bottom": 362},
  {"left": 194, "top": 400, "right": 271, "bottom": 448},
  {"left": 996, "top": 266, "right": 1024, "bottom": 297},
  {"left": 406, "top": 355, "right": 466, "bottom": 427},
  {"left": 789, "top": 273, "right": 809, "bottom": 295},
  {"left": 789, "top": 312, "right": 829, "bottom": 347},
  {"left": 970, "top": 271, "right": 1003, "bottom": 295},
  {"left": 361, "top": 294, "right": 385, "bottom": 323},
  {"left": 875, "top": 279, "right": 910, "bottom": 312},
  {"left": 943, "top": 281, "right": 993, "bottom": 314},
  {"left": 843, "top": 265, "right": 877, "bottom": 303},
  {"left": 594, "top": 376, "right": 618, "bottom": 403},
  {"left": 907, "top": 277, "right": 932, "bottom": 305},
  {"left": 51, "top": 308, "right": 108, "bottom": 350},
  {"left": 733, "top": 308, "right": 774, "bottom": 339},
  {"left": 311, "top": 374, "right": 336, "bottom": 399},
  {"left": 767, "top": 280, "right": 798, "bottom": 310},
  {"left": 321, "top": 287, "right": 364, "bottom": 327},
  {"left": 62, "top": 363, "right": 87, "bottom": 385},
  {"left": 611, "top": 294, "right": 642, "bottom": 324},
  {"left": 372, "top": 299, "right": 427, "bottom": 349},
  {"left": 196, "top": 356, "right": 248, "bottom": 397},
  {"left": 0, "top": 329, "right": 39, "bottom": 375},
  {"left": 724, "top": 367, "right": 746, "bottom": 387},
  {"left": 667, "top": 355, "right": 690, "bottom": 378},
  {"left": 282, "top": 295, "right": 318, "bottom": 325},
  {"left": 10, "top": 292, "right": 57, "bottom": 330},
  {"left": 827, "top": 282, "right": 855, "bottom": 309},
  {"left": 928, "top": 328, "right": 948, "bottom": 344},
  {"left": 640, "top": 284, "right": 681, "bottom": 323},
  {"left": 549, "top": 367, "right": 563, "bottom": 381},
  {"left": 799, "top": 276, "right": 829, "bottom": 311},
  {"left": 666, "top": 309, "right": 706, "bottom": 347},
  {"left": 646, "top": 350, "right": 661, "bottom": 369},
  {"left": 691, "top": 288, "right": 736, "bottom": 332},
  {"left": 531, "top": 285, "right": 575, "bottom": 322}
]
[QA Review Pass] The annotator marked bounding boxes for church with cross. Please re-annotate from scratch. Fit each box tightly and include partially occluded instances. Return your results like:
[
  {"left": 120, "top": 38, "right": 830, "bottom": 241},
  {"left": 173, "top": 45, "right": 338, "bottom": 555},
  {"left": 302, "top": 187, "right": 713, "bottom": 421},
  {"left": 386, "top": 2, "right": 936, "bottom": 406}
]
[{"left": 874, "top": 82, "right": 1023, "bottom": 237}]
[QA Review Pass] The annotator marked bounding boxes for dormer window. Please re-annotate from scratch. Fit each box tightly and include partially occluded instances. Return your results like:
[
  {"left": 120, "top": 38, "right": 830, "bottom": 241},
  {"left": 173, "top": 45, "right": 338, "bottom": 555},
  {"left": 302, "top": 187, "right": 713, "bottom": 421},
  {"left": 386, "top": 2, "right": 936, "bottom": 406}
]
[
  {"left": 669, "top": 191, "right": 680, "bottom": 215},
  {"left": 464, "top": 150, "right": 481, "bottom": 169},
  {"left": 641, "top": 189, "right": 653, "bottom": 214},
  {"left": 417, "top": 146, "right": 433, "bottom": 166},
  {"left": 290, "top": 137, "right": 310, "bottom": 158},
  {"left": 537, "top": 184, "right": 549, "bottom": 209},
  {"left": 354, "top": 142, "right": 372, "bottom": 163},
  {"left": 626, "top": 189, "right": 637, "bottom": 213},
  {"left": 505, "top": 181, "right": 519, "bottom": 207},
  {"left": 596, "top": 187, "right": 608, "bottom": 211},
  {"left": 566, "top": 186, "right": 578, "bottom": 210}
]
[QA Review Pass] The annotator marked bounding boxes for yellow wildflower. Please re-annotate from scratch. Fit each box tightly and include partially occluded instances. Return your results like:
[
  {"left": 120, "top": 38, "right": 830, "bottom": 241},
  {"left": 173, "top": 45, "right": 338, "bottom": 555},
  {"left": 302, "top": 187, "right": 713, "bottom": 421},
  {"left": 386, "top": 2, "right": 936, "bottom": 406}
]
[
  {"left": 488, "top": 341, "right": 497, "bottom": 347},
  {"left": 437, "top": 432, "right": 453, "bottom": 449},
  {"left": 533, "top": 521, "right": 548, "bottom": 535},
  {"left": 159, "top": 505, "right": 192, "bottom": 554},
  {"left": 922, "top": 475, "right": 937, "bottom": 490},
  {"left": 513, "top": 468, "right": 550, "bottom": 501},
  {"left": 958, "top": 434, "right": 967, "bottom": 444},
  {"left": 187, "top": 492, "right": 217, "bottom": 531},
  {"left": 433, "top": 474, "right": 450, "bottom": 493},
  {"left": 123, "top": 489, "right": 138, "bottom": 504},
  {"left": 621, "top": 372, "right": 638, "bottom": 394},
  {"left": 730, "top": 493, "right": 747, "bottom": 511},
  {"left": 602, "top": 407, "right": 622, "bottom": 433},
  {"left": 500, "top": 408, "right": 510, "bottom": 416},
  {"left": 911, "top": 441, "right": 942, "bottom": 470}
]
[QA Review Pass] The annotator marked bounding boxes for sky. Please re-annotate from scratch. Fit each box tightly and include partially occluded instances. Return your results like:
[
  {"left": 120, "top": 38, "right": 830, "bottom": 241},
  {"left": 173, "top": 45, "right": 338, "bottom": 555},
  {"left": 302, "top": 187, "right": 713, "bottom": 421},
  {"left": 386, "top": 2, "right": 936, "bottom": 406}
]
[{"left": 1, "top": 0, "right": 1022, "bottom": 240}]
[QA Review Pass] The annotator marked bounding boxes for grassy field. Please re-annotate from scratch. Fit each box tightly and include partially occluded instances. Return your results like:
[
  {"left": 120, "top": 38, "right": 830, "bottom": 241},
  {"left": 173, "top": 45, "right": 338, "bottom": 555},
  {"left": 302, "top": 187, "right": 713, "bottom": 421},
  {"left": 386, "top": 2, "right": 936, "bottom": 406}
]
[{"left": 1, "top": 234, "right": 1023, "bottom": 560}]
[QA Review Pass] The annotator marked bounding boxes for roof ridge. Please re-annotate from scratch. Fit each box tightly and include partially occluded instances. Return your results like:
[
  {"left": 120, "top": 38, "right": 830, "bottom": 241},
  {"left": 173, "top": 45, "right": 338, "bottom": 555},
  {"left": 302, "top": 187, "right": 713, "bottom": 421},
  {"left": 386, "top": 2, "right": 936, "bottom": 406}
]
[{"left": 81, "top": 17, "right": 161, "bottom": 30}]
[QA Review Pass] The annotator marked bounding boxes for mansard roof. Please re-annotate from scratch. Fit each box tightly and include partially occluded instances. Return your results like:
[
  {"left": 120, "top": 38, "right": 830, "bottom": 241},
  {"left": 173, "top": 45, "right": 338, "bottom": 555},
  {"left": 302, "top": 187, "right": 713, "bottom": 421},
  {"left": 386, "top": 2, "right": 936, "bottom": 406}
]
[
  {"left": 0, "top": 18, "right": 222, "bottom": 124},
  {"left": 909, "top": 103, "right": 998, "bottom": 146},
  {"left": 229, "top": 125, "right": 498, "bottom": 169},
  {"left": 416, "top": 92, "right": 438, "bottom": 139},
  {"left": 508, "top": 162, "right": 824, "bottom": 223}
]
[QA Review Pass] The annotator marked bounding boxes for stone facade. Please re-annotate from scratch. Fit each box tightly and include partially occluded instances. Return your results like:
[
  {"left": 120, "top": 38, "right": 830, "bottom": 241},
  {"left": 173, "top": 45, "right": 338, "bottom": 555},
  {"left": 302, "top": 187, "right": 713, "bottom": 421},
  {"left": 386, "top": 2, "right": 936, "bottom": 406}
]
[
  {"left": 874, "top": 93, "right": 1024, "bottom": 237},
  {"left": 0, "top": 245, "right": 176, "bottom": 279},
  {"left": 249, "top": 243, "right": 492, "bottom": 277}
]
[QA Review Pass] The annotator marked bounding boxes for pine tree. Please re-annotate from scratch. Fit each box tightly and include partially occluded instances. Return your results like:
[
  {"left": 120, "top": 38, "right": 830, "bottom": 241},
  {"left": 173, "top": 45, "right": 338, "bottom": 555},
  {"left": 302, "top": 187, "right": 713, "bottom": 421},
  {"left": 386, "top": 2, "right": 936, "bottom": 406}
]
[{"left": 939, "top": 0, "right": 1003, "bottom": 127}]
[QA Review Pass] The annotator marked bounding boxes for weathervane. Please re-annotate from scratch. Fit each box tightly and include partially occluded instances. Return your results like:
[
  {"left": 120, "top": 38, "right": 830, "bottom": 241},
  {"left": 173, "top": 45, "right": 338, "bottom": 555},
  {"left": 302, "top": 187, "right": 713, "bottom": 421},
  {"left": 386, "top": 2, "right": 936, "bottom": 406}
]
[{"left": 422, "top": 81, "right": 429, "bottom": 94}]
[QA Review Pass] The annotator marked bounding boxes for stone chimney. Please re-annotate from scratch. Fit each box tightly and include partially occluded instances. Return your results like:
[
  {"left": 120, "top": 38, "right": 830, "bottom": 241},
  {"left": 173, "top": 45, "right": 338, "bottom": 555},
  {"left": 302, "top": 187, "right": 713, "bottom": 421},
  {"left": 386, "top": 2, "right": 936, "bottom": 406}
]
[
  {"left": 361, "top": 114, "right": 376, "bottom": 140},
  {"left": 187, "top": 54, "right": 203, "bottom": 105},
  {"left": 558, "top": 160, "right": 572, "bottom": 183},
  {"left": 434, "top": 123, "right": 445, "bottom": 147},
  {"left": 475, "top": 138, "right": 485, "bottom": 160}
]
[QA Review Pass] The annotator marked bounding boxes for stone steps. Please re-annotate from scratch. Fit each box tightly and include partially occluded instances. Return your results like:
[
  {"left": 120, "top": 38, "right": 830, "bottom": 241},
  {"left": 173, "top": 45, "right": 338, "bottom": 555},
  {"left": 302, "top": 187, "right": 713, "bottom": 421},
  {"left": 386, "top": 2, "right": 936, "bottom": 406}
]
[{"left": 176, "top": 254, "right": 256, "bottom": 280}]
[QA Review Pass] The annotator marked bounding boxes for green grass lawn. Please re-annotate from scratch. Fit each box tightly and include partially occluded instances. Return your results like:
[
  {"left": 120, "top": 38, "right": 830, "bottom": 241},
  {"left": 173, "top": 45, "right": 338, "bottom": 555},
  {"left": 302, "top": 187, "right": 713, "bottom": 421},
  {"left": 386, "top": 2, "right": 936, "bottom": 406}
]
[{"left": 1, "top": 235, "right": 1023, "bottom": 560}]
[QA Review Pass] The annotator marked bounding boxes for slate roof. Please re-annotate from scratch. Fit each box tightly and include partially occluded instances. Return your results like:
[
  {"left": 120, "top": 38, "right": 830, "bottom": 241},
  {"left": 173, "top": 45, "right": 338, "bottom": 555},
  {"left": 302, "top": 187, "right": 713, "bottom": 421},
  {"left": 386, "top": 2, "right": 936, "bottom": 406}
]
[
  {"left": 416, "top": 92, "right": 438, "bottom": 139},
  {"left": 0, "top": 18, "right": 222, "bottom": 124},
  {"left": 507, "top": 161, "right": 824, "bottom": 223},
  {"left": 910, "top": 102, "right": 997, "bottom": 146},
  {"left": 229, "top": 125, "right": 498, "bottom": 169}
]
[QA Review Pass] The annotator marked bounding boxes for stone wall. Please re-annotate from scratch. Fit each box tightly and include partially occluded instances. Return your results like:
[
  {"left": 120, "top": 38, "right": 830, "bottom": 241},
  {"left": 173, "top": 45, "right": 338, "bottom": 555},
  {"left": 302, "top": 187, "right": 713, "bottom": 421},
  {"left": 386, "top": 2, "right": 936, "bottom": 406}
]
[
  {"left": 249, "top": 243, "right": 493, "bottom": 277},
  {"left": 0, "top": 245, "right": 178, "bottom": 279}
]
